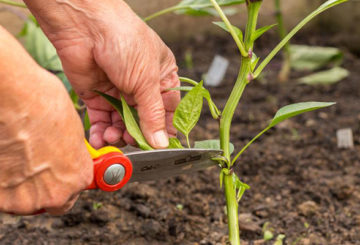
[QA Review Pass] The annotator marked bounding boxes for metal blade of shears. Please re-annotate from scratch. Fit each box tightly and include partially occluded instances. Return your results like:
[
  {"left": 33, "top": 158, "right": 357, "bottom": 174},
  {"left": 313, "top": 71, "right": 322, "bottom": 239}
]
[{"left": 125, "top": 149, "right": 223, "bottom": 183}]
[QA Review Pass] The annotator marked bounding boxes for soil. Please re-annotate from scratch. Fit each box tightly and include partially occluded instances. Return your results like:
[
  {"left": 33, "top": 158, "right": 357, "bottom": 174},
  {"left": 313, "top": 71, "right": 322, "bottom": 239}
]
[{"left": 0, "top": 34, "right": 359, "bottom": 245}]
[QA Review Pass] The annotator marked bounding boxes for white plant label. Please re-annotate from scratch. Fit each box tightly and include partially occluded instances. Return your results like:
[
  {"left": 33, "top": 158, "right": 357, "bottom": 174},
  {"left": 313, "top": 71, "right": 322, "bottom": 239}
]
[
  {"left": 205, "top": 55, "right": 229, "bottom": 87},
  {"left": 337, "top": 128, "right": 354, "bottom": 149}
]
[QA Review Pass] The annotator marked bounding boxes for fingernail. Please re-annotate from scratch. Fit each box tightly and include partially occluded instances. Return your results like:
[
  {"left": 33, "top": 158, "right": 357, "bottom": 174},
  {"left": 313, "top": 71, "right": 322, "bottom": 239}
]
[{"left": 152, "top": 130, "right": 169, "bottom": 148}]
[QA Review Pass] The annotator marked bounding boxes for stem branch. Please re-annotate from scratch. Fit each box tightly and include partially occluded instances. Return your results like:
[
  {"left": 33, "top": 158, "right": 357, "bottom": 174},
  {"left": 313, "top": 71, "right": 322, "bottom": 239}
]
[{"left": 0, "top": 0, "right": 27, "bottom": 8}]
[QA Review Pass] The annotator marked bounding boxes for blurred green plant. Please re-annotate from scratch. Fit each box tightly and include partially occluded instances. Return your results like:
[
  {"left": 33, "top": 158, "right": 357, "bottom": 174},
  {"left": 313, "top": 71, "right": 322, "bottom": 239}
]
[{"left": 274, "top": 0, "right": 349, "bottom": 84}]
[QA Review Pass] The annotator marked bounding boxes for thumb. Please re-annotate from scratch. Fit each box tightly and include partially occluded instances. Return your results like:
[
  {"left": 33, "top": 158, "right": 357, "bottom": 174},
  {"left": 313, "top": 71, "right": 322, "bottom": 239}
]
[{"left": 134, "top": 85, "right": 169, "bottom": 149}]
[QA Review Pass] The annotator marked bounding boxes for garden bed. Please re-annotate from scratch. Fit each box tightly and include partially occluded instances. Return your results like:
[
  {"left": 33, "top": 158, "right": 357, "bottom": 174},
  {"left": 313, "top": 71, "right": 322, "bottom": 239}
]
[{"left": 0, "top": 34, "right": 359, "bottom": 245}]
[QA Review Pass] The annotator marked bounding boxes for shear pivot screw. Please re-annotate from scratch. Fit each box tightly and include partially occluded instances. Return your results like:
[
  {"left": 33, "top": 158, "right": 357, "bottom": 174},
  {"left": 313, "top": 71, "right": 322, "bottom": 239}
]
[{"left": 104, "top": 164, "right": 125, "bottom": 185}]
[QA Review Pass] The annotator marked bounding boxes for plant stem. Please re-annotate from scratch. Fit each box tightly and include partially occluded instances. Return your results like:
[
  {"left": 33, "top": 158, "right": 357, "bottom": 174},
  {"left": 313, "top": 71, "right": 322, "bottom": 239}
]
[
  {"left": 209, "top": 0, "right": 248, "bottom": 57},
  {"left": 253, "top": 0, "right": 348, "bottom": 78},
  {"left": 144, "top": 1, "right": 246, "bottom": 22},
  {"left": 0, "top": 0, "right": 27, "bottom": 8},
  {"left": 274, "top": 0, "right": 291, "bottom": 82},
  {"left": 144, "top": 5, "right": 185, "bottom": 22},
  {"left": 224, "top": 172, "right": 240, "bottom": 245},
  {"left": 219, "top": 2, "right": 262, "bottom": 244},
  {"left": 232, "top": 126, "right": 271, "bottom": 164}
]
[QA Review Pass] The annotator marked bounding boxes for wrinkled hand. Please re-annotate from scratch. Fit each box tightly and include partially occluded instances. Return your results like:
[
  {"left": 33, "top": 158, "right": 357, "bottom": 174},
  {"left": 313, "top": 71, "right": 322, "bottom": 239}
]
[
  {"left": 0, "top": 26, "right": 93, "bottom": 215},
  {"left": 26, "top": 0, "right": 180, "bottom": 149}
]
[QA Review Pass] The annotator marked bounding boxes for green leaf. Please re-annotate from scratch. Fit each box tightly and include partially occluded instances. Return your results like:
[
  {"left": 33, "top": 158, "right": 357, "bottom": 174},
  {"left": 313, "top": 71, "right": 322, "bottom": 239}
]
[
  {"left": 252, "top": 24, "right": 277, "bottom": 41},
  {"left": 274, "top": 234, "right": 286, "bottom": 245},
  {"left": 219, "top": 170, "right": 224, "bottom": 188},
  {"left": 232, "top": 173, "right": 250, "bottom": 202},
  {"left": 298, "top": 67, "right": 349, "bottom": 85},
  {"left": 168, "top": 137, "right": 184, "bottom": 149},
  {"left": 194, "top": 139, "right": 234, "bottom": 154},
  {"left": 201, "top": 88, "right": 221, "bottom": 119},
  {"left": 254, "top": 0, "right": 348, "bottom": 78},
  {"left": 232, "top": 102, "right": 335, "bottom": 164},
  {"left": 19, "top": 17, "right": 62, "bottom": 71},
  {"left": 95, "top": 92, "right": 125, "bottom": 118},
  {"left": 269, "top": 102, "right": 336, "bottom": 127},
  {"left": 95, "top": 92, "right": 152, "bottom": 150},
  {"left": 251, "top": 52, "right": 260, "bottom": 72},
  {"left": 213, "top": 21, "right": 243, "bottom": 40},
  {"left": 173, "top": 82, "right": 204, "bottom": 146},
  {"left": 84, "top": 110, "right": 91, "bottom": 131},
  {"left": 263, "top": 230, "right": 274, "bottom": 241},
  {"left": 290, "top": 45, "right": 344, "bottom": 71},
  {"left": 121, "top": 96, "right": 153, "bottom": 150}
]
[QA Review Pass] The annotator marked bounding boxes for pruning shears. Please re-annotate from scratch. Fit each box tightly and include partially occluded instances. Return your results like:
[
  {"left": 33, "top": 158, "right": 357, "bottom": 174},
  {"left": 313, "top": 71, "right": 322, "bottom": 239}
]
[
  {"left": 84, "top": 140, "right": 222, "bottom": 191},
  {"left": 15, "top": 140, "right": 222, "bottom": 215}
]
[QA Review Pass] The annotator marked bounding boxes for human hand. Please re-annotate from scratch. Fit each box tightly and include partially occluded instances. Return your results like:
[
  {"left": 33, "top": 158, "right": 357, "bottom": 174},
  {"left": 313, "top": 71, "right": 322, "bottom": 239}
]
[
  {"left": 24, "top": 0, "right": 180, "bottom": 149},
  {"left": 0, "top": 26, "right": 93, "bottom": 215}
]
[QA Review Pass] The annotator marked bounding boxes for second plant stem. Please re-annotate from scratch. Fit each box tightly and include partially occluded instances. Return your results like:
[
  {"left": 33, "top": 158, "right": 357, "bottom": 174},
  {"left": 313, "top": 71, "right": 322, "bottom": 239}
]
[{"left": 275, "top": 0, "right": 291, "bottom": 82}]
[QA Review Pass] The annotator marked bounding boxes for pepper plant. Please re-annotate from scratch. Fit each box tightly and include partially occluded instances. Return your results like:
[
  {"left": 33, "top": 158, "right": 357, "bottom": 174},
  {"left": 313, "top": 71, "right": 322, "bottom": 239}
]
[
  {"left": 99, "top": 1, "right": 346, "bottom": 244},
  {"left": 0, "top": 0, "right": 348, "bottom": 244}
]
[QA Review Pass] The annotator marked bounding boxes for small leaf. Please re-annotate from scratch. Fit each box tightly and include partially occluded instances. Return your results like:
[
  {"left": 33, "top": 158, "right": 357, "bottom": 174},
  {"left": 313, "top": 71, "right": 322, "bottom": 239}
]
[
  {"left": 95, "top": 92, "right": 125, "bottom": 119},
  {"left": 232, "top": 102, "right": 336, "bottom": 164},
  {"left": 263, "top": 230, "right": 274, "bottom": 241},
  {"left": 84, "top": 110, "right": 91, "bottom": 131},
  {"left": 194, "top": 139, "right": 234, "bottom": 154},
  {"left": 168, "top": 137, "right": 184, "bottom": 149},
  {"left": 202, "top": 88, "right": 221, "bottom": 119},
  {"left": 251, "top": 52, "right": 260, "bottom": 72},
  {"left": 232, "top": 173, "right": 250, "bottom": 202},
  {"left": 274, "top": 234, "right": 286, "bottom": 245},
  {"left": 121, "top": 96, "right": 153, "bottom": 150},
  {"left": 269, "top": 102, "right": 336, "bottom": 127},
  {"left": 298, "top": 67, "right": 349, "bottom": 85},
  {"left": 173, "top": 81, "right": 204, "bottom": 144},
  {"left": 213, "top": 21, "right": 243, "bottom": 40},
  {"left": 219, "top": 170, "right": 224, "bottom": 188},
  {"left": 252, "top": 24, "right": 277, "bottom": 41},
  {"left": 96, "top": 92, "right": 152, "bottom": 150},
  {"left": 290, "top": 45, "right": 344, "bottom": 71}
]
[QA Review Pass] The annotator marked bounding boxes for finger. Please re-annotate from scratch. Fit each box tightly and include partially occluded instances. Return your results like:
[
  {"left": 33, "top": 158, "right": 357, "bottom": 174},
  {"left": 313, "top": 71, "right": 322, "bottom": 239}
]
[
  {"left": 166, "top": 112, "right": 177, "bottom": 137},
  {"left": 160, "top": 68, "right": 180, "bottom": 112},
  {"left": 134, "top": 85, "right": 168, "bottom": 149},
  {"left": 87, "top": 108, "right": 112, "bottom": 149},
  {"left": 103, "top": 126, "right": 123, "bottom": 145},
  {"left": 162, "top": 90, "right": 180, "bottom": 112},
  {"left": 123, "top": 130, "right": 137, "bottom": 146}
]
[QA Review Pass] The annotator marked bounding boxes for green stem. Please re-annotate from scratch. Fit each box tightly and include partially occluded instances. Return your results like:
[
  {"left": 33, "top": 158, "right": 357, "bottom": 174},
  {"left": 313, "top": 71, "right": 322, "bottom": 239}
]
[
  {"left": 274, "top": 0, "right": 291, "bottom": 82},
  {"left": 144, "top": 5, "right": 184, "bottom": 22},
  {"left": 219, "top": 2, "right": 262, "bottom": 244},
  {"left": 220, "top": 59, "right": 250, "bottom": 162},
  {"left": 231, "top": 125, "right": 270, "bottom": 164},
  {"left": 209, "top": 0, "right": 248, "bottom": 57},
  {"left": 253, "top": 0, "right": 348, "bottom": 78},
  {"left": 0, "top": 0, "right": 27, "bottom": 8},
  {"left": 179, "top": 77, "right": 199, "bottom": 86},
  {"left": 144, "top": 1, "right": 247, "bottom": 22},
  {"left": 224, "top": 173, "right": 240, "bottom": 245}
]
